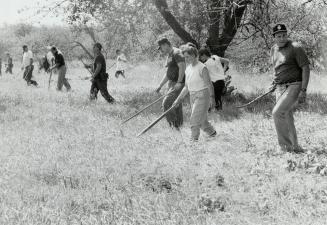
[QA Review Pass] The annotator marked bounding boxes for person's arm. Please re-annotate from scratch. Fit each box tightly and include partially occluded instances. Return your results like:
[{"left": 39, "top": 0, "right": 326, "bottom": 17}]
[
  {"left": 156, "top": 74, "right": 169, "bottom": 93},
  {"left": 177, "top": 62, "right": 186, "bottom": 83},
  {"left": 201, "top": 67, "right": 216, "bottom": 108},
  {"left": 219, "top": 57, "right": 229, "bottom": 74},
  {"left": 294, "top": 44, "right": 310, "bottom": 104},
  {"left": 172, "top": 86, "right": 189, "bottom": 108},
  {"left": 93, "top": 63, "right": 102, "bottom": 78},
  {"left": 298, "top": 64, "right": 310, "bottom": 104}
]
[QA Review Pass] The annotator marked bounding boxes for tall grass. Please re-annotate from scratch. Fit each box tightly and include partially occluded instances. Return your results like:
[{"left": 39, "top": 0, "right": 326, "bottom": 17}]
[{"left": 0, "top": 62, "right": 326, "bottom": 224}]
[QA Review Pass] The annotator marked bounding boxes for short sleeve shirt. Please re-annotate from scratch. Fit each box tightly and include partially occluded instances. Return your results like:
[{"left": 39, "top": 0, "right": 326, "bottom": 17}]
[
  {"left": 22, "top": 50, "right": 33, "bottom": 67},
  {"left": 204, "top": 55, "right": 225, "bottom": 82},
  {"left": 54, "top": 52, "right": 65, "bottom": 68},
  {"left": 166, "top": 47, "right": 185, "bottom": 83},
  {"left": 94, "top": 53, "right": 106, "bottom": 78},
  {"left": 270, "top": 41, "right": 310, "bottom": 84},
  {"left": 116, "top": 53, "right": 127, "bottom": 71}
]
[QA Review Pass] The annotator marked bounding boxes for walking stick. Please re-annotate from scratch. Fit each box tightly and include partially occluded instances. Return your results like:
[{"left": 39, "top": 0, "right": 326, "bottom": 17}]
[
  {"left": 236, "top": 87, "right": 275, "bottom": 108},
  {"left": 48, "top": 70, "right": 53, "bottom": 89},
  {"left": 79, "top": 58, "right": 93, "bottom": 76},
  {"left": 121, "top": 93, "right": 171, "bottom": 125},
  {"left": 137, "top": 106, "right": 174, "bottom": 137}
]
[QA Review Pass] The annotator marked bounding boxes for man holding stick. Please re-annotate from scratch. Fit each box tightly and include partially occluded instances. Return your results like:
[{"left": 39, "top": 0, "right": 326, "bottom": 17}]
[
  {"left": 86, "top": 43, "right": 115, "bottom": 103},
  {"left": 48, "top": 46, "right": 71, "bottom": 91},
  {"left": 156, "top": 38, "right": 186, "bottom": 129},
  {"left": 270, "top": 24, "right": 310, "bottom": 153}
]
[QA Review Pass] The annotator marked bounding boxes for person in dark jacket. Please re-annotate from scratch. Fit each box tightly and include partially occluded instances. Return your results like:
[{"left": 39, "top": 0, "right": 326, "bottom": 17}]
[
  {"left": 86, "top": 43, "right": 115, "bottom": 103},
  {"left": 48, "top": 46, "right": 71, "bottom": 91}
]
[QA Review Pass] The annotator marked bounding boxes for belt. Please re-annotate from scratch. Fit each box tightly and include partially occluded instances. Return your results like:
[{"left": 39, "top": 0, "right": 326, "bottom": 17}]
[{"left": 277, "top": 81, "right": 302, "bottom": 86}]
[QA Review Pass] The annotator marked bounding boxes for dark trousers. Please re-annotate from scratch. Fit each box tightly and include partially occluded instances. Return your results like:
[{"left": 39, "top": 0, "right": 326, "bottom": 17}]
[
  {"left": 212, "top": 80, "right": 225, "bottom": 110},
  {"left": 5, "top": 65, "right": 13, "bottom": 74},
  {"left": 162, "top": 81, "right": 184, "bottom": 128},
  {"left": 90, "top": 78, "right": 115, "bottom": 103},
  {"left": 23, "top": 65, "right": 38, "bottom": 86}
]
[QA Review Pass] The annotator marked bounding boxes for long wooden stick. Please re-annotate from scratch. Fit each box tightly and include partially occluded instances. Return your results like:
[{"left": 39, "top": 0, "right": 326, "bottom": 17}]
[
  {"left": 122, "top": 93, "right": 170, "bottom": 125},
  {"left": 137, "top": 106, "right": 174, "bottom": 137},
  {"left": 236, "top": 89, "right": 275, "bottom": 108},
  {"left": 48, "top": 70, "right": 52, "bottom": 89}
]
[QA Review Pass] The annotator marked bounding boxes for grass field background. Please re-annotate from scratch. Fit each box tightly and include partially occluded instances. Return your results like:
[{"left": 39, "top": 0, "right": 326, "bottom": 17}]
[{"left": 0, "top": 61, "right": 327, "bottom": 224}]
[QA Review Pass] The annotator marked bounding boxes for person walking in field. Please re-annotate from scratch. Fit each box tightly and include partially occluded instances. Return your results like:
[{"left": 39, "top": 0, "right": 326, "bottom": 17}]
[
  {"left": 115, "top": 50, "right": 127, "bottom": 79},
  {"left": 48, "top": 46, "right": 71, "bottom": 91},
  {"left": 5, "top": 52, "right": 13, "bottom": 74},
  {"left": 156, "top": 38, "right": 186, "bottom": 129},
  {"left": 270, "top": 24, "right": 310, "bottom": 153},
  {"left": 86, "top": 43, "right": 115, "bottom": 103},
  {"left": 22, "top": 45, "right": 38, "bottom": 86},
  {"left": 0, "top": 58, "right": 2, "bottom": 76},
  {"left": 172, "top": 43, "right": 216, "bottom": 141},
  {"left": 199, "top": 48, "right": 229, "bottom": 110}
]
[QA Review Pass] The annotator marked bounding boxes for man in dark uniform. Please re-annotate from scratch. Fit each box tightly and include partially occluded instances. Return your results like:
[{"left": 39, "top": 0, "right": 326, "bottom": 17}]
[
  {"left": 5, "top": 53, "right": 13, "bottom": 74},
  {"left": 270, "top": 24, "right": 310, "bottom": 153},
  {"left": 48, "top": 46, "right": 71, "bottom": 91},
  {"left": 87, "top": 43, "right": 115, "bottom": 103},
  {"left": 156, "top": 38, "right": 186, "bottom": 128}
]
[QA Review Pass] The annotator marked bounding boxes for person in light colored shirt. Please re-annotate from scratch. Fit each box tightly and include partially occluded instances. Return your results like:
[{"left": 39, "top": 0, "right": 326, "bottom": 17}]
[
  {"left": 22, "top": 45, "right": 38, "bottom": 86},
  {"left": 115, "top": 50, "right": 127, "bottom": 78},
  {"left": 199, "top": 48, "right": 229, "bottom": 110},
  {"left": 172, "top": 43, "right": 216, "bottom": 141}
]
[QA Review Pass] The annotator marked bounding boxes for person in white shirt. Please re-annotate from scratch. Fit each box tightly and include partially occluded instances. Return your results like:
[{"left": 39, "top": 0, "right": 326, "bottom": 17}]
[
  {"left": 172, "top": 43, "right": 217, "bottom": 141},
  {"left": 46, "top": 46, "right": 55, "bottom": 67},
  {"left": 199, "top": 48, "right": 229, "bottom": 110},
  {"left": 22, "top": 45, "right": 38, "bottom": 86},
  {"left": 115, "top": 50, "right": 127, "bottom": 78}
]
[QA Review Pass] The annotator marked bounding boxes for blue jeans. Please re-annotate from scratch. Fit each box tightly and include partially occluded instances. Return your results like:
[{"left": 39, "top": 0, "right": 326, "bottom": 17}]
[{"left": 272, "top": 82, "right": 301, "bottom": 149}]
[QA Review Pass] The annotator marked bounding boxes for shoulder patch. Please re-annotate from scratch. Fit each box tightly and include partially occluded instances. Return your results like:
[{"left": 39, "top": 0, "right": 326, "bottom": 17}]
[{"left": 291, "top": 42, "right": 303, "bottom": 48}]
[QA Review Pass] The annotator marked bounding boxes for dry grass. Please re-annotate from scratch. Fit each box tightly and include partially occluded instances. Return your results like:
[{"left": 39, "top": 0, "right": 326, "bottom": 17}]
[{"left": 0, "top": 62, "right": 327, "bottom": 225}]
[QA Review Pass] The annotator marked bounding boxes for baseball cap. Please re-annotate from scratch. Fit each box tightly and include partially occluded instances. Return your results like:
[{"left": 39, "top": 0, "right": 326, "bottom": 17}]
[{"left": 273, "top": 24, "right": 287, "bottom": 35}]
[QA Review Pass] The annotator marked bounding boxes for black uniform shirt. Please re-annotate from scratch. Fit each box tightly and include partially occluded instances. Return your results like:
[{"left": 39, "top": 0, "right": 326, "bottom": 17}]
[{"left": 54, "top": 52, "right": 65, "bottom": 68}]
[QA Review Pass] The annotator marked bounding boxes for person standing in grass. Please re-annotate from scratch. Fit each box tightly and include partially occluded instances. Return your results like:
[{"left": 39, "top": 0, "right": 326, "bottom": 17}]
[
  {"left": 0, "top": 58, "right": 2, "bottom": 76},
  {"left": 270, "top": 24, "right": 310, "bottom": 153},
  {"left": 48, "top": 46, "right": 71, "bottom": 91},
  {"left": 199, "top": 48, "right": 229, "bottom": 110},
  {"left": 115, "top": 50, "right": 127, "bottom": 79},
  {"left": 22, "top": 45, "right": 38, "bottom": 86},
  {"left": 5, "top": 52, "right": 13, "bottom": 74},
  {"left": 156, "top": 38, "right": 186, "bottom": 129},
  {"left": 86, "top": 43, "right": 115, "bottom": 103},
  {"left": 172, "top": 43, "right": 217, "bottom": 141}
]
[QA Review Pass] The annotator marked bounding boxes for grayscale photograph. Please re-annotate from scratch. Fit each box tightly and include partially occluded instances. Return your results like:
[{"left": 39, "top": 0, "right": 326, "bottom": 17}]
[{"left": 0, "top": 0, "right": 326, "bottom": 224}]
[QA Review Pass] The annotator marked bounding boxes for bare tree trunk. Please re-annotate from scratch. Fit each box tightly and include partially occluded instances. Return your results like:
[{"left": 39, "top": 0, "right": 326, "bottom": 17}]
[{"left": 153, "top": 0, "right": 199, "bottom": 47}]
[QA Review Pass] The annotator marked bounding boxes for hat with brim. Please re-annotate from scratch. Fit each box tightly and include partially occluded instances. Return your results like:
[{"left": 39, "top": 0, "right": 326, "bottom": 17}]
[{"left": 273, "top": 24, "right": 287, "bottom": 35}]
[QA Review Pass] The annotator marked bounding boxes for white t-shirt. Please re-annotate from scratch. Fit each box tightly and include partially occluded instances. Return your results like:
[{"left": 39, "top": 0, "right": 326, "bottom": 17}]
[
  {"left": 185, "top": 62, "right": 208, "bottom": 92},
  {"left": 22, "top": 50, "right": 33, "bottom": 67},
  {"left": 46, "top": 51, "right": 55, "bottom": 66},
  {"left": 116, "top": 53, "right": 127, "bottom": 71},
  {"left": 204, "top": 55, "right": 225, "bottom": 82}
]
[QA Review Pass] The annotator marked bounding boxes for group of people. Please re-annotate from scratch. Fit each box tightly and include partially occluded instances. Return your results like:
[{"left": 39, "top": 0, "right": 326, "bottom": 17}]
[
  {"left": 0, "top": 52, "right": 13, "bottom": 75},
  {"left": 2, "top": 23, "right": 311, "bottom": 153},
  {"left": 155, "top": 24, "right": 310, "bottom": 154},
  {"left": 16, "top": 43, "right": 128, "bottom": 104}
]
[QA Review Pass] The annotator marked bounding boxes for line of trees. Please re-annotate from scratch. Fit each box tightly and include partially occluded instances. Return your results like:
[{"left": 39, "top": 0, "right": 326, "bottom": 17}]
[{"left": 1, "top": 0, "right": 326, "bottom": 72}]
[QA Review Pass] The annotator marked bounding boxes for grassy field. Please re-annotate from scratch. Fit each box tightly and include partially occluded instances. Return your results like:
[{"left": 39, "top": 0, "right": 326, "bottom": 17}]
[{"left": 0, "top": 61, "right": 327, "bottom": 225}]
